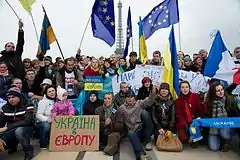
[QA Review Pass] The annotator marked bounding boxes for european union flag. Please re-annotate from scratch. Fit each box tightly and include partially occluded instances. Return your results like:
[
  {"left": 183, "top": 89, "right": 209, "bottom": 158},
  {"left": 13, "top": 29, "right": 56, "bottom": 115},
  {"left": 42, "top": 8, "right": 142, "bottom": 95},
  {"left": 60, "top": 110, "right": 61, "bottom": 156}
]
[
  {"left": 91, "top": 0, "right": 115, "bottom": 46},
  {"left": 142, "top": 0, "right": 179, "bottom": 40},
  {"left": 123, "top": 7, "right": 133, "bottom": 58}
]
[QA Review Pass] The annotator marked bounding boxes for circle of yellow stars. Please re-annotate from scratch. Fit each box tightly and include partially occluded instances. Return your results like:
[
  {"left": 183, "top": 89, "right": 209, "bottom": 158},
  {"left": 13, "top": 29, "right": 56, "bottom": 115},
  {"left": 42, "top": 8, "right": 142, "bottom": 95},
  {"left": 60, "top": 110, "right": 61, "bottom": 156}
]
[
  {"left": 99, "top": 0, "right": 115, "bottom": 27},
  {"left": 148, "top": 5, "right": 169, "bottom": 27}
]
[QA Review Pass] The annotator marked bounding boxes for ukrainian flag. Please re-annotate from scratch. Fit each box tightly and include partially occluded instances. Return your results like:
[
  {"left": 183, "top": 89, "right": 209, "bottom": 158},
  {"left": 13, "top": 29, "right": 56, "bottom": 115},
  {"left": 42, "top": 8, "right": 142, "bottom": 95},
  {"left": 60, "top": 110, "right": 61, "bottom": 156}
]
[
  {"left": 139, "top": 17, "right": 148, "bottom": 64},
  {"left": 117, "top": 66, "right": 124, "bottom": 75},
  {"left": 37, "top": 10, "right": 56, "bottom": 58},
  {"left": 162, "top": 25, "right": 180, "bottom": 99}
]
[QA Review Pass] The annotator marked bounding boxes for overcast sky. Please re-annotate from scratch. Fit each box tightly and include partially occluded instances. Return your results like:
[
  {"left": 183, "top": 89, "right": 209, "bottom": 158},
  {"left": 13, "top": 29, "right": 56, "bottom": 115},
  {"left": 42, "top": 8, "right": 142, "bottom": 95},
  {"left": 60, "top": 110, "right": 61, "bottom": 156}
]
[{"left": 0, "top": 0, "right": 240, "bottom": 59}]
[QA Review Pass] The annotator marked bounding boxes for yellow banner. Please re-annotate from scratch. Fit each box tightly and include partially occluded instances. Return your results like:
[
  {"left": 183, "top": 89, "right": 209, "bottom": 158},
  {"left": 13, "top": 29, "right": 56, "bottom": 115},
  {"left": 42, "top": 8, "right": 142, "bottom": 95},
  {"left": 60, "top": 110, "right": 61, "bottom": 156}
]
[{"left": 84, "top": 83, "right": 103, "bottom": 91}]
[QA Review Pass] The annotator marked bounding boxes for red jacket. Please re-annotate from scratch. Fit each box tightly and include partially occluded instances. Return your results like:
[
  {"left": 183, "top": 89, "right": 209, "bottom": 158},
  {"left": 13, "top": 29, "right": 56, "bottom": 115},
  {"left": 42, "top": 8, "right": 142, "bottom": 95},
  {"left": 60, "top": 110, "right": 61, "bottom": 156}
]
[
  {"left": 83, "top": 66, "right": 100, "bottom": 77},
  {"left": 176, "top": 92, "right": 202, "bottom": 129}
]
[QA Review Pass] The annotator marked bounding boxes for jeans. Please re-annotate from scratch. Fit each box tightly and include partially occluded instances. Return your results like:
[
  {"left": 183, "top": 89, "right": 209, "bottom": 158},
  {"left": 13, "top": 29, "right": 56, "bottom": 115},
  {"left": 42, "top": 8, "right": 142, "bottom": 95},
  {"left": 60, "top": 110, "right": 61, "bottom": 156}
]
[
  {"left": 2, "top": 127, "right": 33, "bottom": 152},
  {"left": 38, "top": 122, "right": 51, "bottom": 148},
  {"left": 208, "top": 128, "right": 231, "bottom": 151},
  {"left": 127, "top": 110, "right": 153, "bottom": 158}
]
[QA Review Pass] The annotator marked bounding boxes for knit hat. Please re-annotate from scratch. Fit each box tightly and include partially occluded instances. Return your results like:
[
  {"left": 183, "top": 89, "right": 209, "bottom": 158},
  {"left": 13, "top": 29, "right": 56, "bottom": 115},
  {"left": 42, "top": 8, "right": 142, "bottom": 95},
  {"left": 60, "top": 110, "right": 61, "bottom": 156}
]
[
  {"left": 57, "top": 86, "right": 67, "bottom": 101},
  {"left": 159, "top": 83, "right": 170, "bottom": 91},
  {"left": 43, "top": 56, "right": 52, "bottom": 62},
  {"left": 41, "top": 78, "right": 52, "bottom": 86},
  {"left": 6, "top": 87, "right": 21, "bottom": 98},
  {"left": 183, "top": 56, "right": 192, "bottom": 62},
  {"left": 125, "top": 90, "right": 135, "bottom": 98}
]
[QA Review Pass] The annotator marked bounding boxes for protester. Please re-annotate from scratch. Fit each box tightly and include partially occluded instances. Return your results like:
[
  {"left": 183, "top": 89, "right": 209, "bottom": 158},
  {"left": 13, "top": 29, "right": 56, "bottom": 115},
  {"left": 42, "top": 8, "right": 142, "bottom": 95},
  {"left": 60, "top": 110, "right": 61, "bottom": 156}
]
[
  {"left": 206, "top": 82, "right": 240, "bottom": 152},
  {"left": 152, "top": 83, "right": 175, "bottom": 142},
  {"left": 118, "top": 58, "right": 128, "bottom": 72},
  {"left": 176, "top": 81, "right": 202, "bottom": 148},
  {"left": 113, "top": 82, "right": 130, "bottom": 109},
  {"left": 51, "top": 86, "right": 75, "bottom": 116},
  {"left": 102, "top": 58, "right": 116, "bottom": 77},
  {"left": 36, "top": 85, "right": 56, "bottom": 149},
  {"left": 56, "top": 57, "right": 84, "bottom": 99},
  {"left": 118, "top": 83, "right": 158, "bottom": 160},
  {"left": 40, "top": 79, "right": 52, "bottom": 96},
  {"left": 83, "top": 58, "right": 101, "bottom": 76},
  {"left": 128, "top": 51, "right": 142, "bottom": 70},
  {"left": 95, "top": 93, "right": 124, "bottom": 155},
  {"left": 199, "top": 49, "right": 208, "bottom": 70},
  {"left": 177, "top": 51, "right": 184, "bottom": 60},
  {"left": 148, "top": 51, "right": 163, "bottom": 66},
  {"left": 0, "top": 61, "right": 13, "bottom": 99},
  {"left": 31, "top": 59, "right": 41, "bottom": 75},
  {"left": 23, "top": 58, "right": 32, "bottom": 72},
  {"left": 83, "top": 91, "right": 103, "bottom": 115},
  {"left": 0, "top": 87, "right": 34, "bottom": 159},
  {"left": 0, "top": 20, "right": 25, "bottom": 80},
  {"left": 12, "top": 78, "right": 28, "bottom": 100}
]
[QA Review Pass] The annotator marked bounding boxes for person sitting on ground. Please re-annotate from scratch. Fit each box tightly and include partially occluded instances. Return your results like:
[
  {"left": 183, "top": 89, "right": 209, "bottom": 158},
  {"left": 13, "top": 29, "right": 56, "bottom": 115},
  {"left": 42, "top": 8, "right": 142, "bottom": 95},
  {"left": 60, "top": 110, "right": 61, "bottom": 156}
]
[
  {"left": 95, "top": 92, "right": 124, "bottom": 156},
  {"left": 113, "top": 82, "right": 132, "bottom": 109},
  {"left": 36, "top": 85, "right": 57, "bottom": 149},
  {"left": 12, "top": 78, "right": 28, "bottom": 100},
  {"left": 0, "top": 87, "right": 34, "bottom": 160},
  {"left": 83, "top": 91, "right": 103, "bottom": 115},
  {"left": 205, "top": 82, "right": 240, "bottom": 152},
  {"left": 51, "top": 86, "right": 75, "bottom": 117},
  {"left": 176, "top": 81, "right": 202, "bottom": 148},
  {"left": 118, "top": 83, "right": 158, "bottom": 160}
]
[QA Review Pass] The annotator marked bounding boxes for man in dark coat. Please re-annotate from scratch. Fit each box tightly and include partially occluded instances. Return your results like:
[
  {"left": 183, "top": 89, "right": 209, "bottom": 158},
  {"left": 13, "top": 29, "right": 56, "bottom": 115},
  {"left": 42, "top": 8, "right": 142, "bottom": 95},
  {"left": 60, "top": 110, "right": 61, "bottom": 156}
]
[{"left": 0, "top": 20, "right": 25, "bottom": 80}]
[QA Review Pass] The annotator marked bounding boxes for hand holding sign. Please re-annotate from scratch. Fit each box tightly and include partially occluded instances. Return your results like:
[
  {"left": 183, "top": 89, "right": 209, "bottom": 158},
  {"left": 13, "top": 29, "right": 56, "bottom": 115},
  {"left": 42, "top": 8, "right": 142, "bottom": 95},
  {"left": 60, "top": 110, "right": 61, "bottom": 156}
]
[{"left": 152, "top": 82, "right": 159, "bottom": 93}]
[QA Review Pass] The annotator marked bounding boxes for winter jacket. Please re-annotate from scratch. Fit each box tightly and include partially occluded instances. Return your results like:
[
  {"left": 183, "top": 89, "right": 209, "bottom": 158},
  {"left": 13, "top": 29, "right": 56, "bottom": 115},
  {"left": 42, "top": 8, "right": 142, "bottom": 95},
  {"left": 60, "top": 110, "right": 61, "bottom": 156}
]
[
  {"left": 0, "top": 30, "right": 25, "bottom": 80},
  {"left": 83, "top": 99, "right": 103, "bottom": 115},
  {"left": 119, "top": 92, "right": 156, "bottom": 130},
  {"left": 56, "top": 66, "right": 84, "bottom": 96},
  {"left": 95, "top": 105, "right": 124, "bottom": 132},
  {"left": 127, "top": 60, "right": 142, "bottom": 71},
  {"left": 152, "top": 98, "right": 175, "bottom": 131},
  {"left": 175, "top": 92, "right": 202, "bottom": 129},
  {"left": 36, "top": 96, "right": 55, "bottom": 122},
  {"left": 0, "top": 75, "right": 13, "bottom": 99},
  {"left": 51, "top": 100, "right": 75, "bottom": 116},
  {"left": 83, "top": 66, "right": 101, "bottom": 76},
  {"left": 113, "top": 91, "right": 126, "bottom": 109},
  {"left": 0, "top": 99, "right": 34, "bottom": 131},
  {"left": 136, "top": 84, "right": 153, "bottom": 112}
]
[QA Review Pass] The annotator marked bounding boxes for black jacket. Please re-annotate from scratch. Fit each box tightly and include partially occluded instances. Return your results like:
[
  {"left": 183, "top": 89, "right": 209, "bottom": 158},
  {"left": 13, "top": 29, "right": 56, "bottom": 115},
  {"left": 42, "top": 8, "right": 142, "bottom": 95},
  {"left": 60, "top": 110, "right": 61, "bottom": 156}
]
[
  {"left": 137, "top": 85, "right": 153, "bottom": 112},
  {"left": 0, "top": 99, "right": 34, "bottom": 131},
  {"left": 152, "top": 98, "right": 175, "bottom": 131},
  {"left": 128, "top": 59, "right": 142, "bottom": 71},
  {"left": 83, "top": 99, "right": 103, "bottom": 115},
  {"left": 0, "top": 30, "right": 25, "bottom": 80}
]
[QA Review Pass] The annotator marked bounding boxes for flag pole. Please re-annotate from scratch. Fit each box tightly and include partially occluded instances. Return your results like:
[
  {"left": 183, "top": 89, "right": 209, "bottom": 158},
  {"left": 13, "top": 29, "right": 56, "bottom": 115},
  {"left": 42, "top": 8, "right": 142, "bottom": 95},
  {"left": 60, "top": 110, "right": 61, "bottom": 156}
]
[
  {"left": 177, "top": 22, "right": 182, "bottom": 51},
  {"left": 42, "top": 5, "right": 65, "bottom": 60},
  {"left": 4, "top": 0, "right": 21, "bottom": 20},
  {"left": 131, "top": 37, "right": 134, "bottom": 52},
  {"left": 79, "top": 16, "right": 91, "bottom": 49}
]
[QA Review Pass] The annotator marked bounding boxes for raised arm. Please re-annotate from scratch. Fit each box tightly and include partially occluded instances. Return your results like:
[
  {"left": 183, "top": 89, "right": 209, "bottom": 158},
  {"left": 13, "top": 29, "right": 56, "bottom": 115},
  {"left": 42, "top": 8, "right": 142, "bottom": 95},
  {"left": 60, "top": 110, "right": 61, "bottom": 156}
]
[{"left": 16, "top": 20, "right": 24, "bottom": 56}]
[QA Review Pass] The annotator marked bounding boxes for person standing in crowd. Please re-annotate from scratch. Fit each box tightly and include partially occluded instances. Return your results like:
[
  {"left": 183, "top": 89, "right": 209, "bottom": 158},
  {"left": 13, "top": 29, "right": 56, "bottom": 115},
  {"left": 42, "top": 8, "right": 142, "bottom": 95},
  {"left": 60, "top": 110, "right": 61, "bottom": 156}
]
[
  {"left": 176, "top": 81, "right": 202, "bottom": 148},
  {"left": 23, "top": 58, "right": 32, "bottom": 72},
  {"left": 177, "top": 51, "right": 184, "bottom": 60},
  {"left": 148, "top": 51, "right": 163, "bottom": 66},
  {"left": 137, "top": 77, "right": 154, "bottom": 113},
  {"left": 128, "top": 52, "right": 142, "bottom": 71},
  {"left": 193, "top": 53, "right": 199, "bottom": 61},
  {"left": 118, "top": 58, "right": 128, "bottom": 72},
  {"left": 206, "top": 82, "right": 240, "bottom": 152},
  {"left": 95, "top": 93, "right": 124, "bottom": 155},
  {"left": 199, "top": 49, "right": 208, "bottom": 70},
  {"left": 113, "top": 82, "right": 130, "bottom": 109},
  {"left": 178, "top": 59, "right": 184, "bottom": 69},
  {"left": 152, "top": 83, "right": 175, "bottom": 143},
  {"left": 12, "top": 78, "right": 28, "bottom": 100},
  {"left": 38, "top": 56, "right": 55, "bottom": 82},
  {"left": 0, "top": 20, "right": 25, "bottom": 80},
  {"left": 31, "top": 59, "right": 41, "bottom": 75},
  {"left": 56, "top": 57, "right": 84, "bottom": 99},
  {"left": 118, "top": 83, "right": 158, "bottom": 160},
  {"left": 102, "top": 58, "right": 116, "bottom": 77},
  {"left": 57, "top": 59, "right": 65, "bottom": 70},
  {"left": 36, "top": 85, "right": 56, "bottom": 149},
  {"left": 191, "top": 56, "right": 203, "bottom": 73},
  {"left": 40, "top": 79, "right": 52, "bottom": 96},
  {"left": 182, "top": 56, "right": 192, "bottom": 71},
  {"left": 51, "top": 86, "right": 75, "bottom": 117},
  {"left": 83, "top": 58, "right": 101, "bottom": 76},
  {"left": 0, "top": 61, "right": 13, "bottom": 100},
  {"left": 77, "top": 55, "right": 89, "bottom": 74},
  {"left": 22, "top": 69, "right": 42, "bottom": 97},
  {"left": 0, "top": 87, "right": 34, "bottom": 160},
  {"left": 83, "top": 91, "right": 103, "bottom": 115},
  {"left": 233, "top": 47, "right": 240, "bottom": 66}
]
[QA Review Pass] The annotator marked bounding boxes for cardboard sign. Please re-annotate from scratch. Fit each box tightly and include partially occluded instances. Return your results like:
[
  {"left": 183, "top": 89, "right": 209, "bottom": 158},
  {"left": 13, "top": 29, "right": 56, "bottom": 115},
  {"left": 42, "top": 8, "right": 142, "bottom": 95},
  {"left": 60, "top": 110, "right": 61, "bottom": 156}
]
[
  {"left": 84, "top": 76, "right": 104, "bottom": 91},
  {"left": 49, "top": 115, "right": 99, "bottom": 152}
]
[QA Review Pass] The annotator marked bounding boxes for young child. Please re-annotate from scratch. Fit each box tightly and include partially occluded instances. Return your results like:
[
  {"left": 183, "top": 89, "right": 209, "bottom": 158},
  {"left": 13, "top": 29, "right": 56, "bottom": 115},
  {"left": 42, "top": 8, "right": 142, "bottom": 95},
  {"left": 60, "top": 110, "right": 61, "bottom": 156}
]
[{"left": 51, "top": 86, "right": 75, "bottom": 117}]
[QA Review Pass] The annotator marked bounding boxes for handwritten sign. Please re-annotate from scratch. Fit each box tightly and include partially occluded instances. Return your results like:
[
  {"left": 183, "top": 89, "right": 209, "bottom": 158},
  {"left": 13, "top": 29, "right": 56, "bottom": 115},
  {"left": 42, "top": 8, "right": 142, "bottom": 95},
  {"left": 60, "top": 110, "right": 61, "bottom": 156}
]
[
  {"left": 49, "top": 115, "right": 99, "bottom": 151},
  {"left": 84, "top": 76, "right": 103, "bottom": 91}
]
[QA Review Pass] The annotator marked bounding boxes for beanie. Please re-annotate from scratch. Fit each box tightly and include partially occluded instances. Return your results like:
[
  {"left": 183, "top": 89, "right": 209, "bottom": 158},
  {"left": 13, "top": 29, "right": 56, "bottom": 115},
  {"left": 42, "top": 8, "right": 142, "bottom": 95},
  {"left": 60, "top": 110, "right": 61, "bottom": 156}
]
[
  {"left": 6, "top": 87, "right": 22, "bottom": 98},
  {"left": 159, "top": 83, "right": 170, "bottom": 91},
  {"left": 57, "top": 86, "right": 67, "bottom": 101}
]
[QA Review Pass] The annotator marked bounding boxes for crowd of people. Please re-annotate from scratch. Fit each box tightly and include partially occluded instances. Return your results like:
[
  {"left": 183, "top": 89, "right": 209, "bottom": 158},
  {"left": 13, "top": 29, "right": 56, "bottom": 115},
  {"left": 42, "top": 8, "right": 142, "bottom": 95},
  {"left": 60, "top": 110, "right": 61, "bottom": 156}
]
[{"left": 0, "top": 20, "right": 240, "bottom": 160}]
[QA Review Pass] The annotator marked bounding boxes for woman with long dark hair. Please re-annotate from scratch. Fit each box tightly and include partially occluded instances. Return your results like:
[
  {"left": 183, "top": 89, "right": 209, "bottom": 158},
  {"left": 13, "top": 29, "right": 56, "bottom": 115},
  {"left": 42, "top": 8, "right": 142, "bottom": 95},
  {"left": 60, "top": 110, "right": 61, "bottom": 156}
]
[{"left": 206, "top": 82, "right": 240, "bottom": 152}]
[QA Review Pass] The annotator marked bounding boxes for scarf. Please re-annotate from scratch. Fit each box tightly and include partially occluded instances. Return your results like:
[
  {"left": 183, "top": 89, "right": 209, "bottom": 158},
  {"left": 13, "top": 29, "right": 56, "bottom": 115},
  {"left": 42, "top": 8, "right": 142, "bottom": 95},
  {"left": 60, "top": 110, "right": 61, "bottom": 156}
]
[
  {"left": 180, "top": 92, "right": 193, "bottom": 123},
  {"left": 212, "top": 97, "right": 228, "bottom": 118},
  {"left": 90, "top": 66, "right": 99, "bottom": 72},
  {"left": 103, "top": 103, "right": 114, "bottom": 120},
  {"left": 0, "top": 70, "right": 9, "bottom": 76}
]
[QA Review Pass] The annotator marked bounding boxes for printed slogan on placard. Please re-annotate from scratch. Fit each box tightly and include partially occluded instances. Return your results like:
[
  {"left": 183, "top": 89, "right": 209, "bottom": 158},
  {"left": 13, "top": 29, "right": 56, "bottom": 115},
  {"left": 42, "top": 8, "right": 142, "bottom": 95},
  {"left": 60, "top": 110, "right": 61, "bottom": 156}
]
[{"left": 49, "top": 115, "right": 99, "bottom": 151}]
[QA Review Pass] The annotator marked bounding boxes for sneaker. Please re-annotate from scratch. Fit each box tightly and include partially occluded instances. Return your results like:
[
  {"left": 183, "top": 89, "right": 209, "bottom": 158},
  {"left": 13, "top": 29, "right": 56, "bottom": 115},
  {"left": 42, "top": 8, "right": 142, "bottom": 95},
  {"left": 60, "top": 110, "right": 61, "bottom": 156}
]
[
  {"left": 140, "top": 154, "right": 152, "bottom": 160},
  {"left": 190, "top": 142, "right": 198, "bottom": 149},
  {"left": 24, "top": 150, "right": 34, "bottom": 160},
  {"left": 144, "top": 142, "right": 152, "bottom": 151},
  {"left": 40, "top": 148, "right": 48, "bottom": 150}
]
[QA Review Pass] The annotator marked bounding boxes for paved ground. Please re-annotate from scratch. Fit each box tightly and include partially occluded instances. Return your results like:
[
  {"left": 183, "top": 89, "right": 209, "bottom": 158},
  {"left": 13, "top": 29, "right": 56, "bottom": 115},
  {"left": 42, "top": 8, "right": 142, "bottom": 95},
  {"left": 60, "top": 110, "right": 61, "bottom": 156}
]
[{"left": 0, "top": 139, "right": 239, "bottom": 160}]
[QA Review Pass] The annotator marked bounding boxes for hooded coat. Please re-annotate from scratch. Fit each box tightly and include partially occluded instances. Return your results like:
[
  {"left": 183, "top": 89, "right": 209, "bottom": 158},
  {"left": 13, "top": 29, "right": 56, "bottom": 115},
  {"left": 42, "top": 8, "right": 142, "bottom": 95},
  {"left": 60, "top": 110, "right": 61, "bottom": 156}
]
[{"left": 83, "top": 91, "right": 103, "bottom": 115}]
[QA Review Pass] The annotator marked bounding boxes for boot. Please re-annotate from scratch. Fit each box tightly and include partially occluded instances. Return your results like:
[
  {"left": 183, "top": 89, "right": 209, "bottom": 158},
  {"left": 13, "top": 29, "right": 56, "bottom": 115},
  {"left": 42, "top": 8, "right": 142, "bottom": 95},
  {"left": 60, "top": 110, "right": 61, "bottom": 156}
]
[
  {"left": 24, "top": 148, "right": 34, "bottom": 160},
  {"left": 220, "top": 140, "right": 231, "bottom": 152}
]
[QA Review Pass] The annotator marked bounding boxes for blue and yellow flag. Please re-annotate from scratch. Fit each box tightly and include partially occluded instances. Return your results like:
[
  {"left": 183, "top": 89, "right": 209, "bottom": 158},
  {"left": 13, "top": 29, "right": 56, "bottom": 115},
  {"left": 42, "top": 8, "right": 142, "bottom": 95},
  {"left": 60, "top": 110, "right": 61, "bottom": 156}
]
[
  {"left": 37, "top": 10, "right": 56, "bottom": 57},
  {"left": 117, "top": 66, "right": 124, "bottom": 75},
  {"left": 123, "top": 7, "right": 133, "bottom": 58},
  {"left": 91, "top": 0, "right": 115, "bottom": 46},
  {"left": 162, "top": 25, "right": 180, "bottom": 99},
  {"left": 139, "top": 17, "right": 148, "bottom": 64}
]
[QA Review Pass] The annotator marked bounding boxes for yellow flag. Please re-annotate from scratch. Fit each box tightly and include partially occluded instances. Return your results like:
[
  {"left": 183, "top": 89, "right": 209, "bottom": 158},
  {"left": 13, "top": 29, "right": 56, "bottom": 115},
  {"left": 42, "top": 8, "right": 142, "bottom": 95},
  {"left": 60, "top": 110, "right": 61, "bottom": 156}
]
[{"left": 19, "top": 0, "right": 36, "bottom": 13}]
